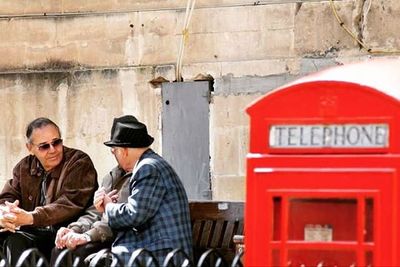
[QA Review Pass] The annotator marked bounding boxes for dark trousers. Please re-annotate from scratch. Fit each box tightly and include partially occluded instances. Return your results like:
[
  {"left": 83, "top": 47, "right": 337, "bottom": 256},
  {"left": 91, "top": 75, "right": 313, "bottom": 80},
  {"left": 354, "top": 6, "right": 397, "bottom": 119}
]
[
  {"left": 50, "top": 241, "right": 111, "bottom": 267},
  {"left": 0, "top": 228, "right": 56, "bottom": 266}
]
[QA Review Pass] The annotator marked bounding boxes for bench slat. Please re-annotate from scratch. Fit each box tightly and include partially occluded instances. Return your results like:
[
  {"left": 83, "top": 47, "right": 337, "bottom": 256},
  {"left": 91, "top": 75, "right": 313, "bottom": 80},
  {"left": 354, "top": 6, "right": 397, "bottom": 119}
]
[
  {"left": 189, "top": 201, "right": 244, "bottom": 263},
  {"left": 199, "top": 220, "right": 213, "bottom": 248},
  {"left": 210, "top": 220, "right": 225, "bottom": 248},
  {"left": 191, "top": 221, "right": 203, "bottom": 247}
]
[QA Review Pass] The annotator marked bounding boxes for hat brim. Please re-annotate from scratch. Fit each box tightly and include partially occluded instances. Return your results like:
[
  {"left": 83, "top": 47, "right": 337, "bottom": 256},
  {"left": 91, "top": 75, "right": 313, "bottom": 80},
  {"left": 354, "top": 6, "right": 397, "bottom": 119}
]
[{"left": 104, "top": 135, "right": 154, "bottom": 148}]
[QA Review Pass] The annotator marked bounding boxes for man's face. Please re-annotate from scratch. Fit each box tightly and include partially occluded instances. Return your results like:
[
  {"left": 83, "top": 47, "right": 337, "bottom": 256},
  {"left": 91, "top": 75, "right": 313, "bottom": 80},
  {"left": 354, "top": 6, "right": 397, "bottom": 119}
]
[
  {"left": 111, "top": 147, "right": 125, "bottom": 169},
  {"left": 26, "top": 124, "right": 64, "bottom": 171},
  {"left": 111, "top": 146, "right": 137, "bottom": 172}
]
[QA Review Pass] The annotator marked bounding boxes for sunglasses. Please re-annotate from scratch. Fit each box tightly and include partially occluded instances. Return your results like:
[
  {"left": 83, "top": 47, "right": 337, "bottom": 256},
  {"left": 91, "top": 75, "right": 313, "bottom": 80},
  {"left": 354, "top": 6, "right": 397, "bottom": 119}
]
[{"left": 33, "top": 138, "right": 63, "bottom": 151}]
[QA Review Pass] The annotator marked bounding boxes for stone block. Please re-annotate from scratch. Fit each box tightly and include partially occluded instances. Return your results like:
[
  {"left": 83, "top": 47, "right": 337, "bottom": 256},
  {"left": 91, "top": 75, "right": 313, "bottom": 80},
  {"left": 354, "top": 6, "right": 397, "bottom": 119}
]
[
  {"left": 220, "top": 59, "right": 296, "bottom": 77},
  {"left": 57, "top": 16, "right": 107, "bottom": 43},
  {"left": 0, "top": 1, "right": 61, "bottom": 15},
  {"left": 211, "top": 126, "right": 239, "bottom": 175},
  {"left": 212, "top": 175, "right": 245, "bottom": 201},
  {"left": 0, "top": 18, "right": 57, "bottom": 44},
  {"left": 363, "top": 0, "right": 400, "bottom": 51},
  {"left": 294, "top": 1, "right": 357, "bottom": 56},
  {"left": 184, "top": 5, "right": 295, "bottom": 62},
  {"left": 0, "top": 46, "right": 27, "bottom": 68},
  {"left": 212, "top": 95, "right": 258, "bottom": 128},
  {"left": 214, "top": 73, "right": 296, "bottom": 95},
  {"left": 155, "top": 64, "right": 175, "bottom": 82},
  {"left": 25, "top": 43, "right": 80, "bottom": 67},
  {"left": 0, "top": 0, "right": 270, "bottom": 15},
  {"left": 211, "top": 95, "right": 258, "bottom": 177},
  {"left": 181, "top": 58, "right": 298, "bottom": 82},
  {"left": 73, "top": 39, "right": 126, "bottom": 66}
]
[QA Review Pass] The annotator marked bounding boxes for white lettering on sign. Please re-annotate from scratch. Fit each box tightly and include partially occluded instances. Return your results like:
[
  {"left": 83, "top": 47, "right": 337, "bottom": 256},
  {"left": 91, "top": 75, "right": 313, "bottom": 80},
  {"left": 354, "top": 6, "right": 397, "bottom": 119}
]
[{"left": 269, "top": 124, "right": 389, "bottom": 148}]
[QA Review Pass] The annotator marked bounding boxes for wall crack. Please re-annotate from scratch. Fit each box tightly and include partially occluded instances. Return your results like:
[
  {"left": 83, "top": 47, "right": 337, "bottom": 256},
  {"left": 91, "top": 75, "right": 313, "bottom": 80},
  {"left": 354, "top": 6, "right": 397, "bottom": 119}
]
[{"left": 353, "top": 0, "right": 371, "bottom": 49}]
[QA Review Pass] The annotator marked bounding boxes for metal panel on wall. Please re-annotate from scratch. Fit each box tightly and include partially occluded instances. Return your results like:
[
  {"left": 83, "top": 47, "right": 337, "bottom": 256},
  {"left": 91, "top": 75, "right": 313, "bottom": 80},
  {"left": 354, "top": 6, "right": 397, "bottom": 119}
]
[{"left": 162, "top": 81, "right": 211, "bottom": 200}]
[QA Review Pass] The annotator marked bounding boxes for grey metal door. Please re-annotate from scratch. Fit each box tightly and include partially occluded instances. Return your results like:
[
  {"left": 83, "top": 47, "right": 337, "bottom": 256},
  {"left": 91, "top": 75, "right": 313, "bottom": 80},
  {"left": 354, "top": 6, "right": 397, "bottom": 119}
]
[{"left": 162, "top": 81, "right": 211, "bottom": 200}]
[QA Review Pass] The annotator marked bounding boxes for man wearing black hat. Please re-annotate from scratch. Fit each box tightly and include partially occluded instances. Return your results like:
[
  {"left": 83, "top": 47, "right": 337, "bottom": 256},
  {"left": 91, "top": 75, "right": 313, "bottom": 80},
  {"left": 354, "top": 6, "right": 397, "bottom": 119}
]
[{"left": 94, "top": 116, "right": 193, "bottom": 265}]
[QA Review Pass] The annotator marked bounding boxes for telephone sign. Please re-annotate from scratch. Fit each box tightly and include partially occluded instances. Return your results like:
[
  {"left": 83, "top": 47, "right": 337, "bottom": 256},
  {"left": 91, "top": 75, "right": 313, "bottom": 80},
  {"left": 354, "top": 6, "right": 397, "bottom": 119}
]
[{"left": 269, "top": 123, "right": 389, "bottom": 148}]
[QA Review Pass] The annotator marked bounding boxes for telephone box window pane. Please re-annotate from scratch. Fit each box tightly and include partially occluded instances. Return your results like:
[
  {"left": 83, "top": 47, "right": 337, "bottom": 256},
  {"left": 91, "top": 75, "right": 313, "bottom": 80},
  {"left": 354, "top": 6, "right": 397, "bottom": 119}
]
[
  {"left": 287, "top": 250, "right": 356, "bottom": 267},
  {"left": 288, "top": 198, "right": 357, "bottom": 241},
  {"left": 272, "top": 250, "right": 280, "bottom": 267},
  {"left": 366, "top": 251, "right": 373, "bottom": 267},
  {"left": 273, "top": 197, "right": 281, "bottom": 241},
  {"left": 365, "top": 198, "right": 374, "bottom": 242}
]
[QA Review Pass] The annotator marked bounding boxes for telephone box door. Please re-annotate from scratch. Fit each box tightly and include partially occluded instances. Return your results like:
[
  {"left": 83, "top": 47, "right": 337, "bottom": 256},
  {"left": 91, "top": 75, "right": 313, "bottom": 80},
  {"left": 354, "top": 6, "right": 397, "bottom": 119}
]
[{"left": 245, "top": 166, "right": 394, "bottom": 267}]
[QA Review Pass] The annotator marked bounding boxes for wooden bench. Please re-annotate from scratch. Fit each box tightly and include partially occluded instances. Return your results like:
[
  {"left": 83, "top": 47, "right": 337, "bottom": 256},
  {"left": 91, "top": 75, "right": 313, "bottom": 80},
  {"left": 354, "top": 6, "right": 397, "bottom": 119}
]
[{"left": 189, "top": 201, "right": 244, "bottom": 263}]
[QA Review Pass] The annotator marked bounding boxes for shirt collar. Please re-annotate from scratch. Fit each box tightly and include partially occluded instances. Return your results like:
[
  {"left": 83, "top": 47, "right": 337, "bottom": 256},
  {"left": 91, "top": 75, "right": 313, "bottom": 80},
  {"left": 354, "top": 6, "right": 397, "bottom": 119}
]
[{"left": 29, "top": 148, "right": 66, "bottom": 179}]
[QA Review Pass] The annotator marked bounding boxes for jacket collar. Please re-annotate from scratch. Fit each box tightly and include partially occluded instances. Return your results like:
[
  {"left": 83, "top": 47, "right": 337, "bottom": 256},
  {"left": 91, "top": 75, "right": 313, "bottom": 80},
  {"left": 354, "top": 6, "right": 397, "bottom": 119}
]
[
  {"left": 29, "top": 146, "right": 67, "bottom": 179},
  {"left": 138, "top": 148, "right": 152, "bottom": 161}
]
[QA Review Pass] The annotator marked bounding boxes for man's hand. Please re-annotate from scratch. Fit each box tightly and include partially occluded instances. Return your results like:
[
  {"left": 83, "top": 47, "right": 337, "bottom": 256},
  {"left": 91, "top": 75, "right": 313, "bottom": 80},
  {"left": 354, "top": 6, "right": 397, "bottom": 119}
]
[
  {"left": 55, "top": 227, "right": 73, "bottom": 249},
  {"left": 94, "top": 187, "right": 106, "bottom": 213},
  {"left": 4, "top": 201, "right": 33, "bottom": 227},
  {"left": 64, "top": 232, "right": 90, "bottom": 250},
  {"left": 102, "top": 190, "right": 118, "bottom": 211},
  {"left": 94, "top": 188, "right": 118, "bottom": 213},
  {"left": 0, "top": 210, "right": 17, "bottom": 233},
  {"left": 0, "top": 200, "right": 20, "bottom": 232}
]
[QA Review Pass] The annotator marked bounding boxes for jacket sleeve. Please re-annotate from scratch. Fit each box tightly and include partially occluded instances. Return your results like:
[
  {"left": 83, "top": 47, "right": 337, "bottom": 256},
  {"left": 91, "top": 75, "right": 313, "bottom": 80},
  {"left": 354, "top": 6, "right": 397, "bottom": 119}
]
[
  {"left": 31, "top": 153, "right": 98, "bottom": 227},
  {"left": 86, "top": 219, "right": 114, "bottom": 243},
  {"left": 68, "top": 205, "right": 101, "bottom": 233},
  {"left": 68, "top": 206, "right": 114, "bottom": 243},
  {"left": 68, "top": 170, "right": 116, "bottom": 242},
  {"left": 0, "top": 179, "right": 21, "bottom": 205},
  {"left": 106, "top": 163, "right": 166, "bottom": 230}
]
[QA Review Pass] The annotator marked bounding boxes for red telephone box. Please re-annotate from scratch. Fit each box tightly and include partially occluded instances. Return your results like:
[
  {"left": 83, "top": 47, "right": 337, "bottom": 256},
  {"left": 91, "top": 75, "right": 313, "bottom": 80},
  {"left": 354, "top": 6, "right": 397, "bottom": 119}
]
[{"left": 245, "top": 59, "right": 400, "bottom": 267}]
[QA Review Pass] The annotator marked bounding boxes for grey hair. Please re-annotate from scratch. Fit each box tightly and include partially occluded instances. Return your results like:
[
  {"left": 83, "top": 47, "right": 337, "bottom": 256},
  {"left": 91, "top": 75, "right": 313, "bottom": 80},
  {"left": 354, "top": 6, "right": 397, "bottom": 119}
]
[{"left": 25, "top": 117, "right": 61, "bottom": 143}]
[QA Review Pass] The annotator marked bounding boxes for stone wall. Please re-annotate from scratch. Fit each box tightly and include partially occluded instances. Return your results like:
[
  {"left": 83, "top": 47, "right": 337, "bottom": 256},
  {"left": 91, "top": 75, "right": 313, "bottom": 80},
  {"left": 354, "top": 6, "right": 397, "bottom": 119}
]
[{"left": 0, "top": 0, "right": 399, "bottom": 200}]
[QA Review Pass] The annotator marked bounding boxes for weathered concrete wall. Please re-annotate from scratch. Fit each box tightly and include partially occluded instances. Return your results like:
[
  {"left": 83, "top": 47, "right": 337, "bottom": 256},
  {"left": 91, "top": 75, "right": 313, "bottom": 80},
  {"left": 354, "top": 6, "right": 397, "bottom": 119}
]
[{"left": 0, "top": 0, "right": 399, "bottom": 200}]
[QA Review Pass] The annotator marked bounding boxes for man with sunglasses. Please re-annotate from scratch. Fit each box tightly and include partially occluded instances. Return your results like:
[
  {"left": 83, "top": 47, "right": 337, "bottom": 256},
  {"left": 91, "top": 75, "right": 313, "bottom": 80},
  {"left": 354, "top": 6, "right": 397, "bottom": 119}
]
[{"left": 0, "top": 117, "right": 98, "bottom": 265}]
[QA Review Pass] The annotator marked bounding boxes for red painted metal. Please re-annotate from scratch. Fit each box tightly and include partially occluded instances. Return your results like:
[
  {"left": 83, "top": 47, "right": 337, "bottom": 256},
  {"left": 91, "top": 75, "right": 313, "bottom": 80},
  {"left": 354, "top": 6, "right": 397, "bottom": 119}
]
[{"left": 245, "top": 59, "right": 400, "bottom": 267}]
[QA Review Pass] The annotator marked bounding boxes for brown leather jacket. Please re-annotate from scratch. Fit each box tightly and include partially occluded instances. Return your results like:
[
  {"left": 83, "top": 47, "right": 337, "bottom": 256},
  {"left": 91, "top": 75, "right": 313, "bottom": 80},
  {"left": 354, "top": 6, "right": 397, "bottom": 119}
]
[{"left": 0, "top": 146, "right": 98, "bottom": 228}]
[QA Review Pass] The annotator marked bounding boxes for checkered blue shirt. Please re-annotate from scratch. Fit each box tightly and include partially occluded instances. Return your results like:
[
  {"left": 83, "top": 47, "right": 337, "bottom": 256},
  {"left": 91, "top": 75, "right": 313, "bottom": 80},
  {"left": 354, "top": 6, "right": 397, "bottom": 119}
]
[{"left": 106, "top": 149, "right": 193, "bottom": 265}]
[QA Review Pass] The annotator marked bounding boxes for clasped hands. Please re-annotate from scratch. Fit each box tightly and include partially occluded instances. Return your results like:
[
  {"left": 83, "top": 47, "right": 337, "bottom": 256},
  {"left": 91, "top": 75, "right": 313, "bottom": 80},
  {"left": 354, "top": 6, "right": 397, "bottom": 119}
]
[
  {"left": 0, "top": 200, "right": 33, "bottom": 232},
  {"left": 55, "top": 227, "right": 89, "bottom": 250},
  {"left": 54, "top": 187, "right": 118, "bottom": 250}
]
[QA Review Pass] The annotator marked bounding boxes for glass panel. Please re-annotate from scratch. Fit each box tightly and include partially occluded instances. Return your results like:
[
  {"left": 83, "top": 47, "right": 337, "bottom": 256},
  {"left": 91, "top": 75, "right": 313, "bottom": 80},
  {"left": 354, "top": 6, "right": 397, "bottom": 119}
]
[
  {"left": 365, "top": 251, "right": 373, "bottom": 267},
  {"left": 272, "top": 249, "right": 280, "bottom": 267},
  {"left": 288, "top": 250, "right": 356, "bottom": 267},
  {"left": 365, "top": 198, "right": 374, "bottom": 242},
  {"left": 288, "top": 198, "right": 357, "bottom": 241},
  {"left": 273, "top": 197, "right": 281, "bottom": 241}
]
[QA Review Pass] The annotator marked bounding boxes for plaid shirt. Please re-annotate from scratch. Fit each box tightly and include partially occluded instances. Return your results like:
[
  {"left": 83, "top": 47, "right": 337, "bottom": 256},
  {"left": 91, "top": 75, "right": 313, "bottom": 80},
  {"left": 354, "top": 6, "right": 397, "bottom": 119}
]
[{"left": 106, "top": 149, "right": 193, "bottom": 265}]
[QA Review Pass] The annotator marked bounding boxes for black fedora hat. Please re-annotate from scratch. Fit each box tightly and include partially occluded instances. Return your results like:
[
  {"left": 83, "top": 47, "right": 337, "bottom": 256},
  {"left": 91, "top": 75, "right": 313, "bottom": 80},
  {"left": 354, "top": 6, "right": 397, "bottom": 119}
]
[
  {"left": 104, "top": 121, "right": 154, "bottom": 148},
  {"left": 109, "top": 115, "right": 138, "bottom": 136}
]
